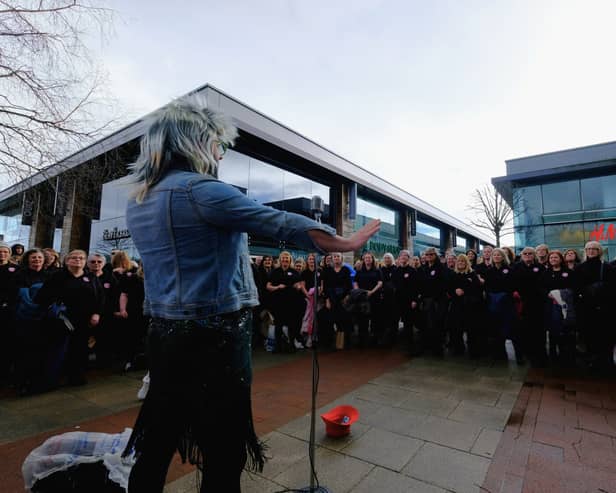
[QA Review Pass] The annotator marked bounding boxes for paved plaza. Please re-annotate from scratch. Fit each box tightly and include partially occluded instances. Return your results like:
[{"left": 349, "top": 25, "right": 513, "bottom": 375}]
[{"left": 1, "top": 346, "right": 615, "bottom": 493}]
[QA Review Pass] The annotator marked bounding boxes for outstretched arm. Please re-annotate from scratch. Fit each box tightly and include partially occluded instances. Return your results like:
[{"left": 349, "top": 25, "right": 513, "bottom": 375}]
[{"left": 307, "top": 219, "right": 381, "bottom": 253}]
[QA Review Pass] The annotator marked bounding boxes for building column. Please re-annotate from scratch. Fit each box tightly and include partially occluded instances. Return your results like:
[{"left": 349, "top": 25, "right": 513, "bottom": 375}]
[
  {"left": 60, "top": 181, "right": 91, "bottom": 254},
  {"left": 335, "top": 182, "right": 356, "bottom": 264},
  {"left": 28, "top": 190, "right": 55, "bottom": 248}
]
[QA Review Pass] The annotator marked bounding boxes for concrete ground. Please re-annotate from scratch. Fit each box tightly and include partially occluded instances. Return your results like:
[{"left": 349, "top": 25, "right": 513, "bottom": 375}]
[{"left": 1, "top": 345, "right": 615, "bottom": 493}]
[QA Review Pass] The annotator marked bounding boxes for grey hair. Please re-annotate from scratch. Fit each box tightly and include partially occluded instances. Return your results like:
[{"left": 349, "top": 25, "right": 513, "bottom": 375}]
[
  {"left": 131, "top": 94, "right": 238, "bottom": 203},
  {"left": 88, "top": 253, "right": 106, "bottom": 263},
  {"left": 383, "top": 252, "right": 395, "bottom": 261}
]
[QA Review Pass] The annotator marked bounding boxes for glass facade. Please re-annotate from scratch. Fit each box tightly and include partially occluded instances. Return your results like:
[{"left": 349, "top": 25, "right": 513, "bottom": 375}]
[
  {"left": 354, "top": 196, "right": 400, "bottom": 257},
  {"left": 512, "top": 173, "right": 616, "bottom": 260},
  {"left": 413, "top": 219, "right": 442, "bottom": 256},
  {"left": 0, "top": 212, "right": 30, "bottom": 247},
  {"left": 89, "top": 150, "right": 332, "bottom": 259}
]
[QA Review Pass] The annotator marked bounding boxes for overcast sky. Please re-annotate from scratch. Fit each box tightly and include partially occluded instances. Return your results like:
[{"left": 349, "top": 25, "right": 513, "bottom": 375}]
[{"left": 96, "top": 0, "right": 616, "bottom": 241}]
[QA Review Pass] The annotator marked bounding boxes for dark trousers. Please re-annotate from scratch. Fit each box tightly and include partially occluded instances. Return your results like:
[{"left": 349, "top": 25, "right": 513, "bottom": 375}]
[{"left": 420, "top": 297, "right": 447, "bottom": 355}]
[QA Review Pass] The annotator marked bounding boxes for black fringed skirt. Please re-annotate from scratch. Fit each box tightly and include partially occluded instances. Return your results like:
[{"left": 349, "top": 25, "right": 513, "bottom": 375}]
[{"left": 123, "top": 309, "right": 266, "bottom": 482}]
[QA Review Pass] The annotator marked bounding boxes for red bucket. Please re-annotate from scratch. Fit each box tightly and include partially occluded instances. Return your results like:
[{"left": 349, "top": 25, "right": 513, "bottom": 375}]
[{"left": 320, "top": 405, "right": 359, "bottom": 437}]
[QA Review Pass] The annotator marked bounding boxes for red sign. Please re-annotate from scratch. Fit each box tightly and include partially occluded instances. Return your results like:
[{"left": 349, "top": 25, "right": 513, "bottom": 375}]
[{"left": 589, "top": 223, "right": 616, "bottom": 242}]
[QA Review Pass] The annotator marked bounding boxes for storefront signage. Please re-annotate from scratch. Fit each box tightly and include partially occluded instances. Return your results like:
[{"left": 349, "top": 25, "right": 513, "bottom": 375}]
[
  {"left": 103, "top": 227, "right": 131, "bottom": 241},
  {"left": 367, "top": 240, "right": 400, "bottom": 257},
  {"left": 589, "top": 223, "right": 616, "bottom": 242}
]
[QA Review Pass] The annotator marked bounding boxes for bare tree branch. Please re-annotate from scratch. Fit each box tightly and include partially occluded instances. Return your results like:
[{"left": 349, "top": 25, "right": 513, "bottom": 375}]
[
  {"left": 466, "top": 184, "right": 519, "bottom": 247},
  {"left": 0, "top": 0, "right": 121, "bottom": 185}
]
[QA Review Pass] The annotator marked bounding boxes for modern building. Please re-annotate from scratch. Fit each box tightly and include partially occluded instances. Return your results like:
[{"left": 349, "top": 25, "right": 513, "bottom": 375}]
[
  {"left": 0, "top": 84, "right": 491, "bottom": 259},
  {"left": 493, "top": 140, "right": 616, "bottom": 260}
]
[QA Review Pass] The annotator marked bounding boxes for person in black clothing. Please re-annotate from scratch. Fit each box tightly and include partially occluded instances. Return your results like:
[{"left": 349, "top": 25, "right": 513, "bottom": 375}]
[
  {"left": 447, "top": 254, "right": 483, "bottom": 357},
  {"left": 576, "top": 241, "right": 615, "bottom": 371},
  {"left": 36, "top": 249, "right": 104, "bottom": 386},
  {"left": 0, "top": 241, "right": 18, "bottom": 383},
  {"left": 266, "top": 251, "right": 305, "bottom": 352},
  {"left": 13, "top": 248, "right": 50, "bottom": 394},
  {"left": 379, "top": 252, "right": 398, "bottom": 346},
  {"left": 87, "top": 253, "right": 118, "bottom": 368},
  {"left": 482, "top": 248, "right": 515, "bottom": 361},
  {"left": 118, "top": 264, "right": 148, "bottom": 371},
  {"left": 513, "top": 246, "right": 546, "bottom": 366},
  {"left": 466, "top": 249, "right": 478, "bottom": 269},
  {"left": 540, "top": 250, "right": 576, "bottom": 366},
  {"left": 353, "top": 252, "right": 383, "bottom": 347},
  {"left": 321, "top": 252, "right": 353, "bottom": 349},
  {"left": 392, "top": 249, "right": 421, "bottom": 354},
  {"left": 418, "top": 247, "right": 449, "bottom": 356}
]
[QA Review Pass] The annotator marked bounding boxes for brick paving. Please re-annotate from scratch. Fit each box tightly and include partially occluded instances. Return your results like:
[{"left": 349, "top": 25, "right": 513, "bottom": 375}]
[
  {"left": 0, "top": 348, "right": 406, "bottom": 493},
  {"left": 3, "top": 348, "right": 616, "bottom": 493},
  {"left": 482, "top": 368, "right": 616, "bottom": 493}
]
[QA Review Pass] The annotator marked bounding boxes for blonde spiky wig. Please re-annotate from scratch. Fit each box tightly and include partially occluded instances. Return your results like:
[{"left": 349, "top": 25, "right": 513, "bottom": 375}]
[{"left": 131, "top": 95, "right": 238, "bottom": 203}]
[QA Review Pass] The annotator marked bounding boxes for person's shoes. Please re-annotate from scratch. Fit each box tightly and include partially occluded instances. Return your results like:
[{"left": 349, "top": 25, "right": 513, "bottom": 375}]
[
  {"left": 294, "top": 339, "right": 305, "bottom": 350},
  {"left": 124, "top": 361, "right": 133, "bottom": 372}
]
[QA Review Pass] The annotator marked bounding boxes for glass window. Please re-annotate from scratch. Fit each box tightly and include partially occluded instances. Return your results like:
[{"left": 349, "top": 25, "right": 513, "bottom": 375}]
[
  {"left": 513, "top": 186, "right": 543, "bottom": 227},
  {"left": 542, "top": 180, "right": 581, "bottom": 214},
  {"left": 99, "top": 176, "right": 133, "bottom": 220},
  {"left": 544, "top": 223, "right": 586, "bottom": 248},
  {"left": 248, "top": 157, "right": 284, "bottom": 205},
  {"left": 0, "top": 211, "right": 31, "bottom": 247},
  {"left": 355, "top": 197, "right": 400, "bottom": 257},
  {"left": 416, "top": 220, "right": 441, "bottom": 241},
  {"left": 455, "top": 235, "right": 467, "bottom": 250},
  {"left": 89, "top": 216, "right": 139, "bottom": 259},
  {"left": 218, "top": 149, "right": 249, "bottom": 193},
  {"left": 514, "top": 226, "right": 545, "bottom": 253},
  {"left": 581, "top": 175, "right": 616, "bottom": 211}
]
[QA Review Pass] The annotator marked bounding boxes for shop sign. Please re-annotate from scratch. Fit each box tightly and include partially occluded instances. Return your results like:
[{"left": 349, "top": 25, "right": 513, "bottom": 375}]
[
  {"left": 589, "top": 223, "right": 616, "bottom": 242},
  {"left": 103, "top": 227, "right": 131, "bottom": 241}
]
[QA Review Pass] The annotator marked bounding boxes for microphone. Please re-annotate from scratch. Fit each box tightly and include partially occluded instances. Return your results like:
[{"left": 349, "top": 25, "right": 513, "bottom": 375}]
[{"left": 311, "top": 196, "right": 324, "bottom": 223}]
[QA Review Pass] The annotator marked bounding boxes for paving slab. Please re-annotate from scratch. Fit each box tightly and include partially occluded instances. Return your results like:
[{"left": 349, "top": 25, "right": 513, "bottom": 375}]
[
  {"left": 449, "top": 401, "right": 512, "bottom": 431},
  {"left": 272, "top": 447, "right": 374, "bottom": 493},
  {"left": 341, "top": 427, "right": 424, "bottom": 471},
  {"left": 351, "top": 466, "right": 448, "bottom": 493},
  {"left": 404, "top": 442, "right": 491, "bottom": 493}
]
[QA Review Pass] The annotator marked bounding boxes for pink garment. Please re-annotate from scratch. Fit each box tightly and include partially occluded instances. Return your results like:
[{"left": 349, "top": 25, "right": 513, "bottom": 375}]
[{"left": 301, "top": 288, "right": 315, "bottom": 335}]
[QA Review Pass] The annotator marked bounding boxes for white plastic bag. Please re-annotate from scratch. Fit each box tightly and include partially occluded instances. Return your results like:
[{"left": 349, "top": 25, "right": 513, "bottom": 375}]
[{"left": 22, "top": 428, "right": 135, "bottom": 492}]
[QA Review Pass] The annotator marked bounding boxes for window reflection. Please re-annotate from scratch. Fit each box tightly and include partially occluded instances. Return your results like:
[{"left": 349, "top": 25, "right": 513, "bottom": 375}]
[
  {"left": 581, "top": 175, "right": 616, "bottom": 211},
  {"left": 513, "top": 186, "right": 542, "bottom": 226},
  {"left": 542, "top": 181, "right": 581, "bottom": 214},
  {"left": 355, "top": 197, "right": 400, "bottom": 256}
]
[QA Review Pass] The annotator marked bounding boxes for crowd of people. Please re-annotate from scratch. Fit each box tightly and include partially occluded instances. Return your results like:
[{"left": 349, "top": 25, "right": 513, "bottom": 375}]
[
  {"left": 0, "top": 242, "right": 146, "bottom": 396},
  {"left": 252, "top": 241, "right": 616, "bottom": 372},
  {"left": 1, "top": 238, "right": 615, "bottom": 398}
]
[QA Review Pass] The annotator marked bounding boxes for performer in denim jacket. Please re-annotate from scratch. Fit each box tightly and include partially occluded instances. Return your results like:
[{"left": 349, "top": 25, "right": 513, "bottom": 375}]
[{"left": 122, "top": 95, "right": 380, "bottom": 493}]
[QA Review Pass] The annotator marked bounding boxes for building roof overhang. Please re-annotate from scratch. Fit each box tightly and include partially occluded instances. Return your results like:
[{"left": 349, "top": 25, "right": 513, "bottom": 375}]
[{"left": 0, "top": 84, "right": 491, "bottom": 242}]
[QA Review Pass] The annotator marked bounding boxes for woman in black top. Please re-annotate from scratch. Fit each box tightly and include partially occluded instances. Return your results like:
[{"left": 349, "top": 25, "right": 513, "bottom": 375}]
[
  {"left": 379, "top": 253, "right": 398, "bottom": 346},
  {"left": 392, "top": 250, "right": 421, "bottom": 354},
  {"left": 36, "top": 249, "right": 104, "bottom": 385},
  {"left": 353, "top": 252, "right": 383, "bottom": 347},
  {"left": 266, "top": 251, "right": 305, "bottom": 352},
  {"left": 540, "top": 250, "right": 576, "bottom": 366},
  {"left": 418, "top": 247, "right": 449, "bottom": 356},
  {"left": 483, "top": 248, "right": 515, "bottom": 360},
  {"left": 513, "top": 246, "right": 546, "bottom": 367},
  {"left": 575, "top": 241, "right": 615, "bottom": 371},
  {"left": 118, "top": 264, "right": 147, "bottom": 371},
  {"left": 13, "top": 248, "right": 48, "bottom": 395},
  {"left": 447, "top": 254, "right": 482, "bottom": 357},
  {"left": 321, "top": 252, "right": 353, "bottom": 349}
]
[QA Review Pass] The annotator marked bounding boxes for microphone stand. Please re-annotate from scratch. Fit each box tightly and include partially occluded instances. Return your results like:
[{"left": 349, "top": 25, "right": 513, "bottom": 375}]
[{"left": 299, "top": 204, "right": 331, "bottom": 493}]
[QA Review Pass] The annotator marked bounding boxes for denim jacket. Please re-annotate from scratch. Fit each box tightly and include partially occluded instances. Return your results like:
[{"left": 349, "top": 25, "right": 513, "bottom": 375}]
[{"left": 126, "top": 170, "right": 335, "bottom": 319}]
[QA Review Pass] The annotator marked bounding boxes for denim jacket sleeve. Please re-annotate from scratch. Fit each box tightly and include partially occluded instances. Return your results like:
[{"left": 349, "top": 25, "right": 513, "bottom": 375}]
[{"left": 187, "top": 177, "right": 336, "bottom": 253}]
